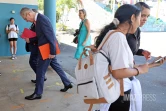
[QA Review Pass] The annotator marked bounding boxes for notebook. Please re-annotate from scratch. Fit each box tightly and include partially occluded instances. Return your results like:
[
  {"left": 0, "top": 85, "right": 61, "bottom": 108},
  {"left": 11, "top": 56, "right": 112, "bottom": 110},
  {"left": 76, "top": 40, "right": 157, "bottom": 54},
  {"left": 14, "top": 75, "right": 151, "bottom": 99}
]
[
  {"left": 21, "top": 28, "right": 36, "bottom": 39},
  {"left": 39, "top": 41, "right": 60, "bottom": 60}
]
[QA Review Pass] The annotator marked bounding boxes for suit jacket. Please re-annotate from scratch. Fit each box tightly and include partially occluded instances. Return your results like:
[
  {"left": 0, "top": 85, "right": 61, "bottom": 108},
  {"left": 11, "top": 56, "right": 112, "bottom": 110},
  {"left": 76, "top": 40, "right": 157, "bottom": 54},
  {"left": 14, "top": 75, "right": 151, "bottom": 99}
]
[
  {"left": 35, "top": 13, "right": 56, "bottom": 55},
  {"left": 25, "top": 23, "right": 38, "bottom": 52},
  {"left": 25, "top": 23, "right": 36, "bottom": 52}
]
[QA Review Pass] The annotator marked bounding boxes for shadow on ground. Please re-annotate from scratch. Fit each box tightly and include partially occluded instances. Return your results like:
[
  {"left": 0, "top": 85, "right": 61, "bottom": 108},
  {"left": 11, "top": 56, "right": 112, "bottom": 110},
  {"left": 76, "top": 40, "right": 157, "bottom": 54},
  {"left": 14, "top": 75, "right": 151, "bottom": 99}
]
[{"left": 57, "top": 43, "right": 77, "bottom": 78}]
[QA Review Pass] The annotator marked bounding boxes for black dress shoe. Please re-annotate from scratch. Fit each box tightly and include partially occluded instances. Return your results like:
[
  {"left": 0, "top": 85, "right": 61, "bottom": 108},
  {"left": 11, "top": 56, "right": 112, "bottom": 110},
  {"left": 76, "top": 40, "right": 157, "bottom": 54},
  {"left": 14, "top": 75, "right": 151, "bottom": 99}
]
[
  {"left": 60, "top": 84, "right": 73, "bottom": 92},
  {"left": 31, "top": 80, "right": 36, "bottom": 83},
  {"left": 25, "top": 93, "right": 42, "bottom": 100},
  {"left": 31, "top": 78, "right": 47, "bottom": 83}
]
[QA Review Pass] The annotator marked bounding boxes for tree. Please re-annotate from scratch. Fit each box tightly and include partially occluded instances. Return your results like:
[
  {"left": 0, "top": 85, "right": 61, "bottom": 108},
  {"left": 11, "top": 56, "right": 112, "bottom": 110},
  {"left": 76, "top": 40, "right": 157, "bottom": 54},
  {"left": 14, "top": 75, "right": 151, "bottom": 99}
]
[
  {"left": 56, "top": 0, "right": 77, "bottom": 22},
  {"left": 38, "top": 0, "right": 44, "bottom": 10}
]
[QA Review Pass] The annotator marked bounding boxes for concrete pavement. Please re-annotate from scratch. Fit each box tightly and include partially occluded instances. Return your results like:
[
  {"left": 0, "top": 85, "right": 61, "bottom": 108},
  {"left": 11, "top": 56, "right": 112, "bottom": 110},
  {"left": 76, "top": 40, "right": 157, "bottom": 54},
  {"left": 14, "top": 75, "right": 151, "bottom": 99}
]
[{"left": 0, "top": 56, "right": 98, "bottom": 111}]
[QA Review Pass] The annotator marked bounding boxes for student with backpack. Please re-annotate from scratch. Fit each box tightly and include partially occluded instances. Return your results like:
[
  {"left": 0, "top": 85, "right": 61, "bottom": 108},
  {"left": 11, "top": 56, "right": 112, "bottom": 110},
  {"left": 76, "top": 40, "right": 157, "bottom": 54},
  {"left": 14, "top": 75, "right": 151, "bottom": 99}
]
[
  {"left": 94, "top": 4, "right": 165, "bottom": 111},
  {"left": 98, "top": 2, "right": 152, "bottom": 111},
  {"left": 6, "top": 17, "right": 19, "bottom": 60}
]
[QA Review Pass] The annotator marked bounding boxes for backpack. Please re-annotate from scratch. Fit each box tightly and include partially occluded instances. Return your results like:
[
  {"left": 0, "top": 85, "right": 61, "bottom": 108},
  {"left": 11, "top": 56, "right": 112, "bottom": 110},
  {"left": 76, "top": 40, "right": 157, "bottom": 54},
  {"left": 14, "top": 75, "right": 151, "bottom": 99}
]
[
  {"left": 8, "top": 24, "right": 18, "bottom": 30},
  {"left": 75, "top": 30, "right": 124, "bottom": 106}
]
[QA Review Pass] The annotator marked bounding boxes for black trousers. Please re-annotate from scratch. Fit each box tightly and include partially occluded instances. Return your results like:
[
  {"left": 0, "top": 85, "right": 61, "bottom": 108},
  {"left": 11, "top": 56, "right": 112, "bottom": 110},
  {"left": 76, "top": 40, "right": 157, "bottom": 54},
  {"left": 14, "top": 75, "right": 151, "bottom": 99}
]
[{"left": 109, "top": 90, "right": 131, "bottom": 111}]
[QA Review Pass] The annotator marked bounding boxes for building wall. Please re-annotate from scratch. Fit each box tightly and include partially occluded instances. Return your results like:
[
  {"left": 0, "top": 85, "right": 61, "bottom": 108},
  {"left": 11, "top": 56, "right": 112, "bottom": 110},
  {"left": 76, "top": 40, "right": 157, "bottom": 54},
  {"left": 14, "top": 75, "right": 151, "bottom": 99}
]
[
  {"left": 0, "top": 1, "right": 37, "bottom": 56},
  {"left": 0, "top": 0, "right": 37, "bottom": 5}
]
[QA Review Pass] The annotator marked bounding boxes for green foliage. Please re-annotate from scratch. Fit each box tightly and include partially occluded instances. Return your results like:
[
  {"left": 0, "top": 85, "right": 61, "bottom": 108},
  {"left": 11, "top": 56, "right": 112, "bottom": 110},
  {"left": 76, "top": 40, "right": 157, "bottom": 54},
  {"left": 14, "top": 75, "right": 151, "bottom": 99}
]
[
  {"left": 56, "top": 23, "right": 68, "bottom": 31},
  {"left": 38, "top": 0, "right": 44, "bottom": 10},
  {"left": 56, "top": 0, "right": 77, "bottom": 22},
  {"left": 38, "top": 0, "right": 77, "bottom": 28}
]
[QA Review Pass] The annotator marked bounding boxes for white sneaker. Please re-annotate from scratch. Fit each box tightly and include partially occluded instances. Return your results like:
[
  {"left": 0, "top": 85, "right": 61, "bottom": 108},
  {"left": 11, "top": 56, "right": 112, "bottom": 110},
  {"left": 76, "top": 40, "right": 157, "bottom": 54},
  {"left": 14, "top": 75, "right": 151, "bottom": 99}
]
[
  {"left": 11, "top": 55, "right": 15, "bottom": 60},
  {"left": 14, "top": 55, "right": 17, "bottom": 59}
]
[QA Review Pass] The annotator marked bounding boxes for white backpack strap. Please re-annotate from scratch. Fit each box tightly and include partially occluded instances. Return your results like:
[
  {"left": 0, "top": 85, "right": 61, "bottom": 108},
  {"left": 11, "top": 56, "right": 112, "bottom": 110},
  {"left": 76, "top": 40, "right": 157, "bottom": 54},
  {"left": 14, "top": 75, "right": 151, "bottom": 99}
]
[
  {"left": 97, "top": 30, "right": 120, "bottom": 50},
  {"left": 97, "top": 30, "right": 125, "bottom": 96},
  {"left": 83, "top": 31, "right": 120, "bottom": 53},
  {"left": 78, "top": 50, "right": 94, "bottom": 70}
]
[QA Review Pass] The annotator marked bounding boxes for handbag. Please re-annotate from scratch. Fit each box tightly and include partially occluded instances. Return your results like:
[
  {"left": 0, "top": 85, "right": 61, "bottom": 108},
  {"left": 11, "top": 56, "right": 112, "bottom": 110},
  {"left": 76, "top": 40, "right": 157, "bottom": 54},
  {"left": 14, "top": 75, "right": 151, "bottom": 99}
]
[
  {"left": 73, "top": 35, "right": 78, "bottom": 44},
  {"left": 73, "top": 21, "right": 84, "bottom": 44},
  {"left": 75, "top": 30, "right": 124, "bottom": 110}
]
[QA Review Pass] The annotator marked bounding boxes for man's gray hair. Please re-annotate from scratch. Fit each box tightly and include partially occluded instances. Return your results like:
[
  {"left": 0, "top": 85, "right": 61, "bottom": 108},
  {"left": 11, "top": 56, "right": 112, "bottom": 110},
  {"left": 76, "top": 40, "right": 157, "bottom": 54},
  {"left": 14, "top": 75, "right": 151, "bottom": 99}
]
[{"left": 20, "top": 7, "right": 33, "bottom": 16}]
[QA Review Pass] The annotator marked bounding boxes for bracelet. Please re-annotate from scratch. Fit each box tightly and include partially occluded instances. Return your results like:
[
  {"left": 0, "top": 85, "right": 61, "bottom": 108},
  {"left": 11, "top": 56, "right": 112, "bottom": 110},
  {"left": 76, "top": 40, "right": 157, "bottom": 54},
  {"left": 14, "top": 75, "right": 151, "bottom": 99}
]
[{"left": 134, "top": 67, "right": 139, "bottom": 76}]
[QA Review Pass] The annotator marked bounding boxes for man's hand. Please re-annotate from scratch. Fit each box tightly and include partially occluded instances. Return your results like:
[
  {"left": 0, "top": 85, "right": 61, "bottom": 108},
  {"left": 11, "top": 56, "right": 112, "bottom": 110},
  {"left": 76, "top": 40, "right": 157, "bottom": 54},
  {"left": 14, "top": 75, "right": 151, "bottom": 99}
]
[
  {"left": 142, "top": 50, "right": 151, "bottom": 60},
  {"left": 25, "top": 38, "right": 30, "bottom": 43},
  {"left": 49, "top": 54, "right": 55, "bottom": 59}
]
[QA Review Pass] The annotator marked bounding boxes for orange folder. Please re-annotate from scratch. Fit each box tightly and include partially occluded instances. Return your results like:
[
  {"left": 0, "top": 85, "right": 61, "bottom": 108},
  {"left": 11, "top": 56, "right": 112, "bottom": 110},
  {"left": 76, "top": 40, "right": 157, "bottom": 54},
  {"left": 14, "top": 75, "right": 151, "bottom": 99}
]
[
  {"left": 39, "top": 41, "right": 61, "bottom": 60},
  {"left": 21, "top": 28, "right": 36, "bottom": 39}
]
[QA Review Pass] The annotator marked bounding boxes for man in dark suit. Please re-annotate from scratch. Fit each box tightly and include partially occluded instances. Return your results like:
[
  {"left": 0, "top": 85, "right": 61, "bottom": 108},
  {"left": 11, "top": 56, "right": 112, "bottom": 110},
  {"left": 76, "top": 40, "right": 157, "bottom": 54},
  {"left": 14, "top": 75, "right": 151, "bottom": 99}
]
[
  {"left": 20, "top": 7, "right": 72, "bottom": 100},
  {"left": 25, "top": 9, "right": 47, "bottom": 83}
]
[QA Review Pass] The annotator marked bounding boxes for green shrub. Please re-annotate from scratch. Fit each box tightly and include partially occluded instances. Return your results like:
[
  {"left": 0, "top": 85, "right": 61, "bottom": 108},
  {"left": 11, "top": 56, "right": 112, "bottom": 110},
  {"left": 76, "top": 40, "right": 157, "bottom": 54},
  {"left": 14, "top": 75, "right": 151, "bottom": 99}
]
[{"left": 56, "top": 23, "right": 68, "bottom": 31}]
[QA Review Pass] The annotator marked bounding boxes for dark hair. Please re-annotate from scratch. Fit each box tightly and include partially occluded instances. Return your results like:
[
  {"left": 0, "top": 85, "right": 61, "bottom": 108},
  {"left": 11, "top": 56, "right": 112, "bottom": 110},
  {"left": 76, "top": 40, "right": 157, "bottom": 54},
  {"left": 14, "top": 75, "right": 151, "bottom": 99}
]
[
  {"left": 135, "top": 2, "right": 150, "bottom": 11},
  {"left": 10, "top": 17, "right": 14, "bottom": 21},
  {"left": 95, "top": 4, "right": 141, "bottom": 48},
  {"left": 32, "top": 9, "right": 38, "bottom": 13}
]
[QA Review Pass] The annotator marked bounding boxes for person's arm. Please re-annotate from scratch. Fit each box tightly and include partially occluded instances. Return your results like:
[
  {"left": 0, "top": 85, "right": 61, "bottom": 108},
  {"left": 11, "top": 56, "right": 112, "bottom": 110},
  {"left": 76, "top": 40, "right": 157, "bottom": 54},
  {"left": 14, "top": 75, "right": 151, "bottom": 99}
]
[
  {"left": 15, "top": 30, "right": 19, "bottom": 34},
  {"left": 6, "top": 25, "right": 11, "bottom": 34},
  {"left": 136, "top": 49, "right": 144, "bottom": 55},
  {"left": 107, "top": 32, "right": 149, "bottom": 79},
  {"left": 15, "top": 25, "right": 19, "bottom": 34},
  {"left": 127, "top": 28, "right": 143, "bottom": 56},
  {"left": 6, "top": 30, "right": 11, "bottom": 34},
  {"left": 113, "top": 57, "right": 166, "bottom": 79},
  {"left": 29, "top": 37, "right": 38, "bottom": 44},
  {"left": 127, "top": 34, "right": 142, "bottom": 55},
  {"left": 134, "top": 28, "right": 149, "bottom": 56},
  {"left": 24, "top": 37, "right": 38, "bottom": 44},
  {"left": 112, "top": 64, "right": 148, "bottom": 79},
  {"left": 148, "top": 56, "right": 165, "bottom": 68},
  {"left": 83, "top": 19, "right": 90, "bottom": 46},
  {"left": 40, "top": 16, "right": 56, "bottom": 55}
]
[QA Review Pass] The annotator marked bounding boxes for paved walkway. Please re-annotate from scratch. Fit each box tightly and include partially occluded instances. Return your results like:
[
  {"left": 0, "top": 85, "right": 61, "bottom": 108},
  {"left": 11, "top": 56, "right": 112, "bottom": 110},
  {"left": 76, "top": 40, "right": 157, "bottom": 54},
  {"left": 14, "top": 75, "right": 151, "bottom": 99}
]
[{"left": 0, "top": 56, "right": 98, "bottom": 111}]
